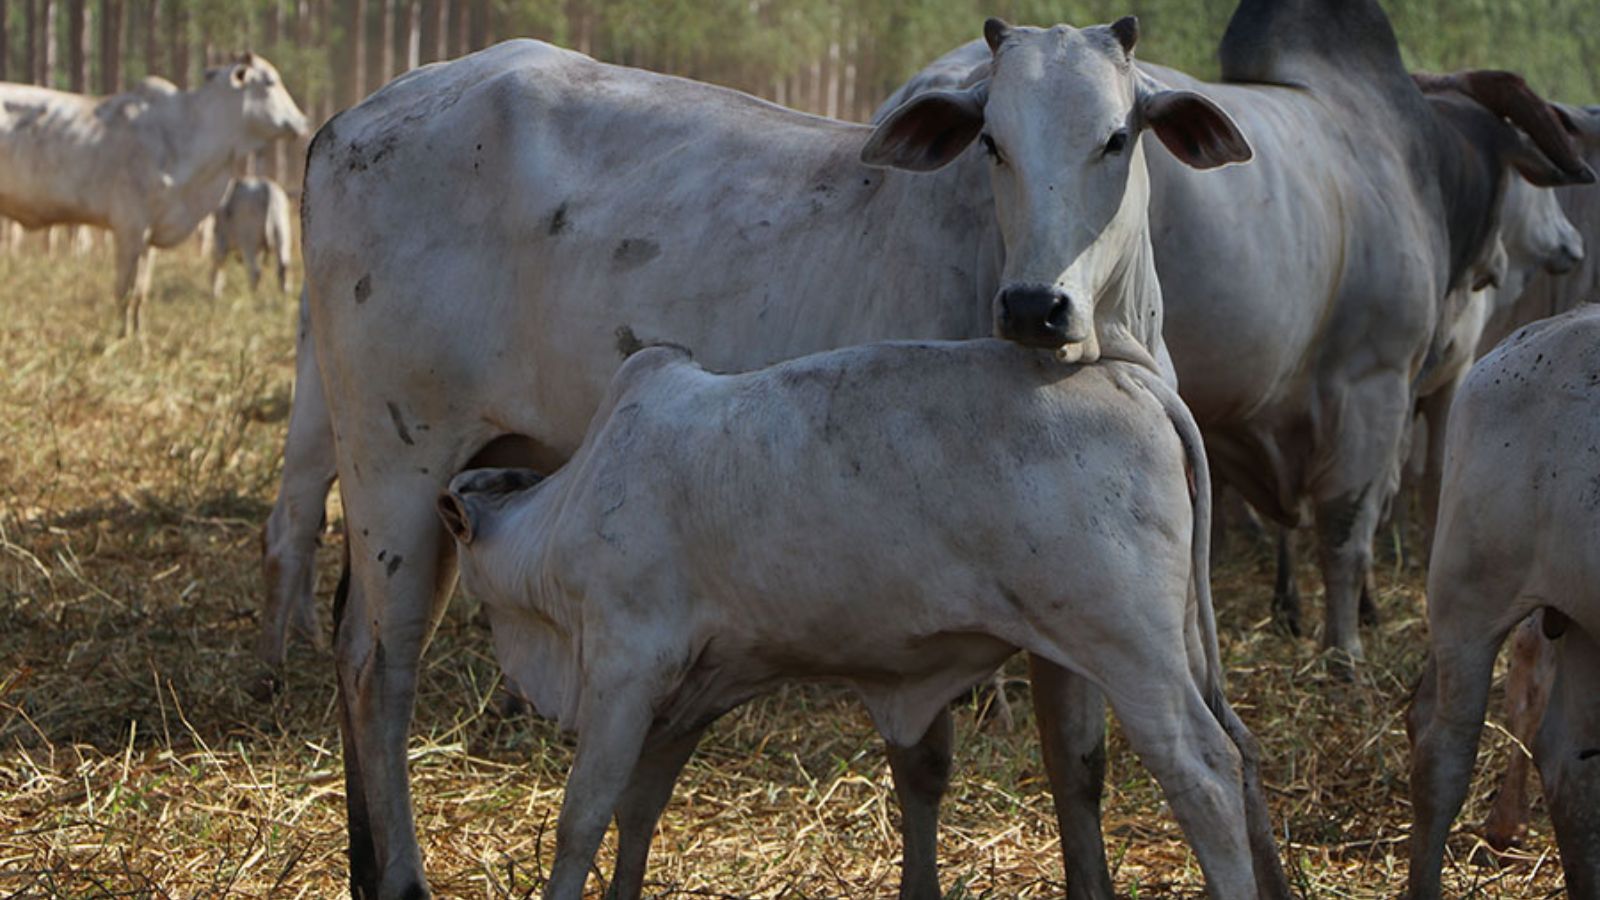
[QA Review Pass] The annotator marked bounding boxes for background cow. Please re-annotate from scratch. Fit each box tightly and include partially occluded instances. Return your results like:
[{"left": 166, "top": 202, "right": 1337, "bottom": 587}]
[
  {"left": 211, "top": 175, "right": 294, "bottom": 298},
  {"left": 1408, "top": 305, "right": 1600, "bottom": 900},
  {"left": 0, "top": 54, "right": 307, "bottom": 335}
]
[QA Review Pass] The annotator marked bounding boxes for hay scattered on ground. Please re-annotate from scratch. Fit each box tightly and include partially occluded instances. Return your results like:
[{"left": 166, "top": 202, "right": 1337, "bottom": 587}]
[{"left": 0, "top": 247, "right": 1566, "bottom": 897}]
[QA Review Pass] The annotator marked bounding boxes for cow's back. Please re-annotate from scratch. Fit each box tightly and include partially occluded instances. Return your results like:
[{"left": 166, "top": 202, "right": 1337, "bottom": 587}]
[
  {"left": 0, "top": 84, "right": 129, "bottom": 228},
  {"left": 1438, "top": 306, "right": 1600, "bottom": 622},
  {"left": 304, "top": 40, "right": 992, "bottom": 466}
]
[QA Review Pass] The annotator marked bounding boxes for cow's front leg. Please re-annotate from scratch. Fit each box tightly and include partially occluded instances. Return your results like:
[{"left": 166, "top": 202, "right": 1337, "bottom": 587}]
[
  {"left": 111, "top": 230, "right": 146, "bottom": 338},
  {"left": 1028, "top": 655, "right": 1114, "bottom": 900},
  {"left": 609, "top": 723, "right": 710, "bottom": 900},
  {"left": 886, "top": 705, "right": 954, "bottom": 900},
  {"left": 544, "top": 676, "right": 655, "bottom": 900}
]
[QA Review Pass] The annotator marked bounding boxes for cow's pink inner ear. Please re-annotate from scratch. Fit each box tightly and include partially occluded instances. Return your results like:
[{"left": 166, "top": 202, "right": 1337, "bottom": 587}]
[
  {"left": 437, "top": 493, "right": 476, "bottom": 544},
  {"left": 1144, "top": 91, "right": 1252, "bottom": 170}
]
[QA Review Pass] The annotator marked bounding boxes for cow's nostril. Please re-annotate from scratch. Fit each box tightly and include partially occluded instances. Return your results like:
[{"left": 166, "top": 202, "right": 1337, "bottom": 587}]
[{"left": 1045, "top": 299, "right": 1070, "bottom": 331}]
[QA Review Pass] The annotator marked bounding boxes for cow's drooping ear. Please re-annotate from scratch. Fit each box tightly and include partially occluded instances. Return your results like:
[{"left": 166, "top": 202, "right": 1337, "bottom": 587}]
[
  {"left": 1110, "top": 16, "right": 1139, "bottom": 56},
  {"left": 1137, "top": 77, "right": 1252, "bottom": 170},
  {"left": 1506, "top": 130, "right": 1590, "bottom": 187},
  {"left": 438, "top": 491, "right": 477, "bottom": 545},
  {"left": 984, "top": 17, "right": 1012, "bottom": 54},
  {"left": 230, "top": 64, "right": 249, "bottom": 87},
  {"left": 861, "top": 84, "right": 987, "bottom": 172}
]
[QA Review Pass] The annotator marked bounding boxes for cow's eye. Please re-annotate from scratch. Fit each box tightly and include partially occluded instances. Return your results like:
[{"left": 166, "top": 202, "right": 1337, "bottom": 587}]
[
  {"left": 979, "top": 133, "right": 1003, "bottom": 164},
  {"left": 1103, "top": 129, "right": 1129, "bottom": 156},
  {"left": 262, "top": 75, "right": 276, "bottom": 87}
]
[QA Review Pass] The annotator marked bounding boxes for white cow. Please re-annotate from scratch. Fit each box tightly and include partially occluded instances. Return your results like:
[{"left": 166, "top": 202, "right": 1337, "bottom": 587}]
[
  {"left": 211, "top": 175, "right": 293, "bottom": 298},
  {"left": 0, "top": 55, "right": 308, "bottom": 335},
  {"left": 1408, "top": 304, "right": 1600, "bottom": 899},
  {"left": 877, "top": 2, "right": 1594, "bottom": 663},
  {"left": 440, "top": 341, "right": 1286, "bottom": 900},
  {"left": 298, "top": 18, "right": 1252, "bottom": 900}
]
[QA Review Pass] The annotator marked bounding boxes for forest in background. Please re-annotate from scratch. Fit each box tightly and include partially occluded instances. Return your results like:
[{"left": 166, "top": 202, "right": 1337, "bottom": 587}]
[{"left": 2, "top": 0, "right": 1598, "bottom": 188}]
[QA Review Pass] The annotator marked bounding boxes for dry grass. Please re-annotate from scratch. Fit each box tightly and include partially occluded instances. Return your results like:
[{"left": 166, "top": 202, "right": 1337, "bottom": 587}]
[{"left": 0, "top": 245, "right": 1568, "bottom": 898}]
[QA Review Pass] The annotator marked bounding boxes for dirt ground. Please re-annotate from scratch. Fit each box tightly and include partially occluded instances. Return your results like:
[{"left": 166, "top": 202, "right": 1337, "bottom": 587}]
[{"left": 0, "top": 246, "right": 1569, "bottom": 897}]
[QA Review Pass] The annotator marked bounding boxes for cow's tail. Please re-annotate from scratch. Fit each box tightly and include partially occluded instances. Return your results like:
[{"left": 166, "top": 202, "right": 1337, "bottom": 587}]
[{"left": 1141, "top": 367, "right": 1295, "bottom": 900}]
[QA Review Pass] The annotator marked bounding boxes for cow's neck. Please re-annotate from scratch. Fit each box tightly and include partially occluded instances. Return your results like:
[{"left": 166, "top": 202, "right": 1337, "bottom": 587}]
[
  {"left": 153, "top": 87, "right": 253, "bottom": 242},
  {"left": 1086, "top": 152, "right": 1170, "bottom": 379}
]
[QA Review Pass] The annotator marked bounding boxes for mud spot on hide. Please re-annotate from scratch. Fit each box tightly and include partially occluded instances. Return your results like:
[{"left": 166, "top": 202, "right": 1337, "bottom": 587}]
[
  {"left": 386, "top": 402, "right": 415, "bottom": 446},
  {"left": 1317, "top": 486, "right": 1370, "bottom": 551},
  {"left": 549, "top": 203, "right": 570, "bottom": 235},
  {"left": 612, "top": 238, "right": 661, "bottom": 271},
  {"left": 386, "top": 554, "right": 404, "bottom": 577},
  {"left": 615, "top": 325, "right": 645, "bottom": 359},
  {"left": 354, "top": 274, "right": 372, "bottom": 304},
  {"left": 346, "top": 133, "right": 398, "bottom": 173},
  {"left": 998, "top": 582, "right": 1027, "bottom": 613}
]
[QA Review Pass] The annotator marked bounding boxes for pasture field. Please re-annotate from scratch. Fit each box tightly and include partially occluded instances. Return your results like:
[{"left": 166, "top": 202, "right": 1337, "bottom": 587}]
[{"left": 0, "top": 247, "right": 1567, "bottom": 897}]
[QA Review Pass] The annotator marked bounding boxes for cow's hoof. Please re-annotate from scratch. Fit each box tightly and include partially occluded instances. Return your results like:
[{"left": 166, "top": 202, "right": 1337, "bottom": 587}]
[{"left": 244, "top": 671, "right": 282, "bottom": 704}]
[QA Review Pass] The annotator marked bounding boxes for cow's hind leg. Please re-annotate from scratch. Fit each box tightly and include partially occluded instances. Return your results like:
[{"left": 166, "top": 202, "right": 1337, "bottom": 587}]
[
  {"left": 1535, "top": 623, "right": 1600, "bottom": 899},
  {"left": 1483, "top": 613, "right": 1554, "bottom": 850},
  {"left": 1101, "top": 663, "right": 1255, "bottom": 896},
  {"left": 609, "top": 723, "right": 710, "bottom": 900},
  {"left": 1273, "top": 526, "right": 1303, "bottom": 637},
  {"left": 1028, "top": 655, "right": 1115, "bottom": 900},
  {"left": 1405, "top": 637, "right": 1501, "bottom": 900},
  {"left": 886, "top": 705, "right": 954, "bottom": 900},
  {"left": 258, "top": 316, "right": 338, "bottom": 675}
]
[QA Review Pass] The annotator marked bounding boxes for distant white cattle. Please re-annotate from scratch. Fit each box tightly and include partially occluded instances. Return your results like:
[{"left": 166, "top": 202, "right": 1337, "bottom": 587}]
[
  {"left": 1408, "top": 305, "right": 1600, "bottom": 899},
  {"left": 0, "top": 55, "right": 308, "bottom": 334},
  {"left": 211, "top": 176, "right": 292, "bottom": 297},
  {"left": 295, "top": 18, "right": 1254, "bottom": 899},
  {"left": 441, "top": 341, "right": 1285, "bottom": 900}
]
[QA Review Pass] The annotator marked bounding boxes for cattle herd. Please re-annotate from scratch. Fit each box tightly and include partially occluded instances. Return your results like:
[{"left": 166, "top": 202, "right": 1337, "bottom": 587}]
[{"left": 3, "top": 0, "right": 1600, "bottom": 897}]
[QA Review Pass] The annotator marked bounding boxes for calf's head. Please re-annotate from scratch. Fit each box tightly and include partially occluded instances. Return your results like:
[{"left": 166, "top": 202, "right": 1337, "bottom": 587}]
[
  {"left": 437, "top": 468, "right": 546, "bottom": 595},
  {"left": 862, "top": 17, "right": 1251, "bottom": 360}
]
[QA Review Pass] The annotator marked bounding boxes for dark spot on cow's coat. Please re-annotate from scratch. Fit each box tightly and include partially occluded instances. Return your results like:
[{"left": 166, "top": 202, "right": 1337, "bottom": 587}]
[
  {"left": 1579, "top": 748, "right": 1599, "bottom": 761},
  {"left": 386, "top": 401, "right": 415, "bottom": 446},
  {"left": 386, "top": 554, "right": 403, "bottom": 577},
  {"left": 612, "top": 238, "right": 661, "bottom": 271},
  {"left": 346, "top": 133, "right": 398, "bottom": 173},
  {"left": 998, "top": 582, "right": 1026, "bottom": 612},
  {"left": 354, "top": 274, "right": 372, "bottom": 304},
  {"left": 548, "top": 203, "right": 569, "bottom": 235},
  {"left": 1317, "top": 486, "right": 1370, "bottom": 550},
  {"left": 615, "top": 325, "right": 644, "bottom": 358},
  {"left": 377, "top": 550, "right": 386, "bottom": 561}
]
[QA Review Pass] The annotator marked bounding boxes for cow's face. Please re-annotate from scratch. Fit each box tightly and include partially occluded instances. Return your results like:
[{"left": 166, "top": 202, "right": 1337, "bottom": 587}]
[
  {"left": 862, "top": 17, "right": 1250, "bottom": 360},
  {"left": 1500, "top": 176, "right": 1583, "bottom": 289},
  {"left": 227, "top": 54, "right": 310, "bottom": 141}
]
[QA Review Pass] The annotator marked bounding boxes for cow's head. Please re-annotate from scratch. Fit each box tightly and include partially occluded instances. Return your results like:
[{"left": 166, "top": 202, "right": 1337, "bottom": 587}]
[
  {"left": 1498, "top": 175, "right": 1583, "bottom": 290},
  {"left": 862, "top": 17, "right": 1250, "bottom": 360},
  {"left": 212, "top": 52, "right": 310, "bottom": 142}
]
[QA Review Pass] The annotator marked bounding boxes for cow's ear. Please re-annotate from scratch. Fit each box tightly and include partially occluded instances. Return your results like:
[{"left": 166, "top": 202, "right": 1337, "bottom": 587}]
[
  {"left": 861, "top": 84, "right": 987, "bottom": 172},
  {"left": 1140, "top": 86, "right": 1252, "bottom": 170},
  {"left": 437, "top": 491, "right": 477, "bottom": 544},
  {"left": 230, "top": 64, "right": 249, "bottom": 87},
  {"left": 1507, "top": 131, "right": 1595, "bottom": 187}
]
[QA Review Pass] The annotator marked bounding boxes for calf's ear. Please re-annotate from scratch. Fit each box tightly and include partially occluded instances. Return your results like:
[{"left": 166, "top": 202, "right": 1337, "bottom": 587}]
[
  {"left": 1140, "top": 86, "right": 1253, "bottom": 170},
  {"left": 438, "top": 491, "right": 477, "bottom": 545},
  {"left": 862, "top": 84, "right": 988, "bottom": 172}
]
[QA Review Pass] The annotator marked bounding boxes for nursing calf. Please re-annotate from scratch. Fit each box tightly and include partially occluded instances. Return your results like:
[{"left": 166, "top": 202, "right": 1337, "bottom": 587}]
[
  {"left": 441, "top": 340, "right": 1288, "bottom": 900},
  {"left": 1408, "top": 305, "right": 1600, "bottom": 899}
]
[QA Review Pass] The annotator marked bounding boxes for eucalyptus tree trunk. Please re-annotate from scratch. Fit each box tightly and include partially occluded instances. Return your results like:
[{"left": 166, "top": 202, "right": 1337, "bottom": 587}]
[
  {"left": 100, "top": 0, "right": 124, "bottom": 93},
  {"left": 68, "top": 0, "right": 87, "bottom": 91}
]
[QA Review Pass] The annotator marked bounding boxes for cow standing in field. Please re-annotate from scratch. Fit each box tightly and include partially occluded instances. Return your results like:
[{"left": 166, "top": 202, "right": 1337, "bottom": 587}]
[
  {"left": 0, "top": 54, "right": 308, "bottom": 335},
  {"left": 879, "top": 0, "right": 1594, "bottom": 662},
  {"left": 438, "top": 338, "right": 1284, "bottom": 900},
  {"left": 295, "top": 17, "right": 1256, "bottom": 900},
  {"left": 211, "top": 176, "right": 293, "bottom": 298},
  {"left": 1408, "top": 305, "right": 1600, "bottom": 899}
]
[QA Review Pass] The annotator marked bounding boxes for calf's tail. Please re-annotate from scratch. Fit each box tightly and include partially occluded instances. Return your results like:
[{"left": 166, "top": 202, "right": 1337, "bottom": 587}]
[{"left": 1138, "top": 366, "right": 1294, "bottom": 900}]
